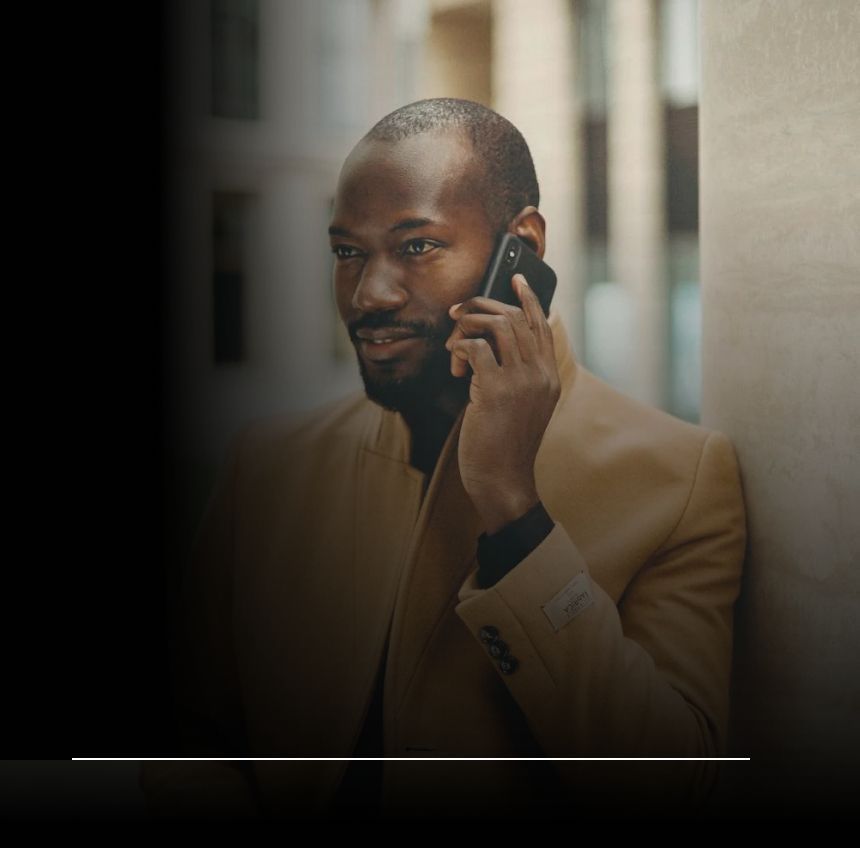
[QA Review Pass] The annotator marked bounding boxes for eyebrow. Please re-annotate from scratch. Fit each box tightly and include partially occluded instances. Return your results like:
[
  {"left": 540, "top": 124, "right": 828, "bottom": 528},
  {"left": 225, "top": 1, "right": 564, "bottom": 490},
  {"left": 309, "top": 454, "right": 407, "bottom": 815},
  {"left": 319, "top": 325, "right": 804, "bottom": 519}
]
[{"left": 328, "top": 217, "right": 440, "bottom": 238}]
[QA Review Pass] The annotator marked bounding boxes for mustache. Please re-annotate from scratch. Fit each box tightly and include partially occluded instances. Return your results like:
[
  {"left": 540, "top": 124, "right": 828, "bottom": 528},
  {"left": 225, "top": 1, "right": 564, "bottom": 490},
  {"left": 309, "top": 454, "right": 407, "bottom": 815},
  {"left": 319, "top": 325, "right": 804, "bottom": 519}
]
[{"left": 350, "top": 316, "right": 454, "bottom": 342}]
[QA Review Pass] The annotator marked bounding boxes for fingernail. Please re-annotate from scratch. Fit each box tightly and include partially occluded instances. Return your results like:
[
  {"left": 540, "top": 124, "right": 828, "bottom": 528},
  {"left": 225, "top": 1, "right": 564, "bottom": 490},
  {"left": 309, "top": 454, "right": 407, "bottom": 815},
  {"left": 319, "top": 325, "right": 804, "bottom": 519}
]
[{"left": 449, "top": 302, "right": 462, "bottom": 314}]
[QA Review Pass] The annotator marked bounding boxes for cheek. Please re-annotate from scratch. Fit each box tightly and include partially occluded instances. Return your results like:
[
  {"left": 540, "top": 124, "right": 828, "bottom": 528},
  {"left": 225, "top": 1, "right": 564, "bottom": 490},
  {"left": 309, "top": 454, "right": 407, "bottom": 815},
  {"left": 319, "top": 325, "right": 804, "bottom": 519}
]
[
  {"left": 441, "top": 256, "right": 488, "bottom": 303},
  {"left": 426, "top": 253, "right": 481, "bottom": 293}
]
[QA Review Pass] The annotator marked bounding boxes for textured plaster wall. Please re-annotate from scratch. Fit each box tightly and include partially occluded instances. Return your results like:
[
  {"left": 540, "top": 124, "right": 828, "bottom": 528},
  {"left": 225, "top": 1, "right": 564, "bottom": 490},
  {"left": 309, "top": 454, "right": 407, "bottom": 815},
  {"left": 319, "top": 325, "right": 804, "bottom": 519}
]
[{"left": 700, "top": 0, "right": 859, "bottom": 810}]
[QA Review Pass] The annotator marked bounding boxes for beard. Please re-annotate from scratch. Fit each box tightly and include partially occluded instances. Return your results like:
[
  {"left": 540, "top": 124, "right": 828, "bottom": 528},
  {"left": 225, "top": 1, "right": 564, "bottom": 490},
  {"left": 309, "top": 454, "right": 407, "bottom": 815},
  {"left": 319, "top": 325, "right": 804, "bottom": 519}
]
[{"left": 355, "top": 324, "right": 471, "bottom": 417}]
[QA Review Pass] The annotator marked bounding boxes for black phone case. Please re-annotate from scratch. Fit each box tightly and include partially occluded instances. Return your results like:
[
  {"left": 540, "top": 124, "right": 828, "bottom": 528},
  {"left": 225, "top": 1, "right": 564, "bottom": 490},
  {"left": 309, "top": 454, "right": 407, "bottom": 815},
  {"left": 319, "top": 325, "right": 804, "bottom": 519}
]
[{"left": 479, "top": 233, "right": 557, "bottom": 318}]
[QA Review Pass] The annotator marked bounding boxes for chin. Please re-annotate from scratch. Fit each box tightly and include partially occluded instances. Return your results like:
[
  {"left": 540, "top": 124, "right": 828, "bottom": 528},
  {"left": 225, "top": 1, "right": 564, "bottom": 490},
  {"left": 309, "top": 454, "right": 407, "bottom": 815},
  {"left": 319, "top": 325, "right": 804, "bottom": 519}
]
[
  {"left": 357, "top": 347, "right": 466, "bottom": 416},
  {"left": 361, "top": 374, "right": 431, "bottom": 414}
]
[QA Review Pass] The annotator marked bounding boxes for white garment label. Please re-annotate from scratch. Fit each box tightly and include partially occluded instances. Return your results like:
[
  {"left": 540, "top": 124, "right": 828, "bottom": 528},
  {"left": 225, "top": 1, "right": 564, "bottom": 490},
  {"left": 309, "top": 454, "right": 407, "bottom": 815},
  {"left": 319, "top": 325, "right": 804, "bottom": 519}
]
[{"left": 541, "top": 570, "right": 594, "bottom": 632}]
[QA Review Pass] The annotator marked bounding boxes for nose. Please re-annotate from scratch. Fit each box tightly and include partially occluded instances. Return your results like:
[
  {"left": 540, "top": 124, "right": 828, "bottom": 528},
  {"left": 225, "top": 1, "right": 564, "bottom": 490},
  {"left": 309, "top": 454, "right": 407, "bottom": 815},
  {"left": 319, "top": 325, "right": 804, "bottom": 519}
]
[{"left": 351, "top": 258, "right": 408, "bottom": 313}]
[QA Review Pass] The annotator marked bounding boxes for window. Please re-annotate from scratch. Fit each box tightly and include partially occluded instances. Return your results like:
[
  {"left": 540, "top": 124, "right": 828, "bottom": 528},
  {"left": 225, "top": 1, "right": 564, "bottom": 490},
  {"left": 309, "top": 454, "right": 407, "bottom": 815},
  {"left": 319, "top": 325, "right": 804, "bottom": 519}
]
[
  {"left": 211, "top": 0, "right": 260, "bottom": 119},
  {"left": 212, "top": 191, "right": 254, "bottom": 364},
  {"left": 580, "top": 0, "right": 618, "bottom": 388},
  {"left": 318, "top": 0, "right": 372, "bottom": 132},
  {"left": 661, "top": 0, "right": 700, "bottom": 421}
]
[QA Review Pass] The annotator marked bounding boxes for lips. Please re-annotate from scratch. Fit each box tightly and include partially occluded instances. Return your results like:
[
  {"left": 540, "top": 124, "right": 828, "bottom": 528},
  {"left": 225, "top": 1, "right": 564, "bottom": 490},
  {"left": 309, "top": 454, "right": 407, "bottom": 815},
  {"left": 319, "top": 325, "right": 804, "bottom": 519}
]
[
  {"left": 355, "top": 328, "right": 417, "bottom": 342},
  {"left": 356, "top": 332, "right": 422, "bottom": 361}
]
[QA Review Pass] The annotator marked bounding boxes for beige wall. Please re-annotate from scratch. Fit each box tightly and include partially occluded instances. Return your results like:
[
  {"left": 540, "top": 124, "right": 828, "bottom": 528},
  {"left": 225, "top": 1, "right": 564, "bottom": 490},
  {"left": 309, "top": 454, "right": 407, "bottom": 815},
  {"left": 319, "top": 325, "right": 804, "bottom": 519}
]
[{"left": 700, "top": 0, "right": 860, "bottom": 811}]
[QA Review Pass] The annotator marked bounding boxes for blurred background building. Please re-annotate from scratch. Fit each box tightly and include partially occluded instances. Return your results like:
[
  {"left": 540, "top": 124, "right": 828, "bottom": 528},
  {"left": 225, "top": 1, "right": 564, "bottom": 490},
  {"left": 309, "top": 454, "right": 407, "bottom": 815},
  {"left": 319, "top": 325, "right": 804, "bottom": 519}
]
[{"left": 162, "top": 0, "right": 702, "bottom": 548}]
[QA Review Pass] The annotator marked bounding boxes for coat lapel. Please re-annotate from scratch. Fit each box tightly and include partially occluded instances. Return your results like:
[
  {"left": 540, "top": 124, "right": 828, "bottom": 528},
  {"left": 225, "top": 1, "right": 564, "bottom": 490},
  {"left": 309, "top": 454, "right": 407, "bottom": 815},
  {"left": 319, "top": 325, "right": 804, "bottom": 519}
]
[
  {"left": 384, "top": 405, "right": 485, "bottom": 724},
  {"left": 352, "top": 409, "right": 426, "bottom": 694}
]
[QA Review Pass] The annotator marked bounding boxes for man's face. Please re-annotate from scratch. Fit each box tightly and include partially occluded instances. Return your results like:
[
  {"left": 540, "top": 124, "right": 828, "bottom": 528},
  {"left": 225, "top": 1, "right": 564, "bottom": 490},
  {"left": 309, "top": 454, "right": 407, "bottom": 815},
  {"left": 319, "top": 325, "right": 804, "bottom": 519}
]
[{"left": 328, "top": 130, "right": 498, "bottom": 417}]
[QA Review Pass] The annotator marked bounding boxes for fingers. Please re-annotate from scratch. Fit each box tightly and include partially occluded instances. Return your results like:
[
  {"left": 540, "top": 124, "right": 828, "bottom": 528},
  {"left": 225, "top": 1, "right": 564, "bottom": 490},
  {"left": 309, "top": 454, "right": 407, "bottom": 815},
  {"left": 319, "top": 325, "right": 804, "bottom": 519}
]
[
  {"left": 445, "top": 312, "right": 533, "bottom": 368},
  {"left": 512, "top": 274, "right": 538, "bottom": 329},
  {"left": 450, "top": 337, "right": 500, "bottom": 380},
  {"left": 512, "top": 274, "right": 553, "bottom": 358},
  {"left": 447, "top": 285, "right": 539, "bottom": 366}
]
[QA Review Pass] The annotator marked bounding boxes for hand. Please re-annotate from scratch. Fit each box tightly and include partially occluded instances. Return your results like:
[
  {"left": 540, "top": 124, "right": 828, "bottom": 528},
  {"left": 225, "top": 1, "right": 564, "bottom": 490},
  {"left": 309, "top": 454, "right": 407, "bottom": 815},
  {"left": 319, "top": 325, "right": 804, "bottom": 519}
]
[{"left": 445, "top": 273, "right": 561, "bottom": 535}]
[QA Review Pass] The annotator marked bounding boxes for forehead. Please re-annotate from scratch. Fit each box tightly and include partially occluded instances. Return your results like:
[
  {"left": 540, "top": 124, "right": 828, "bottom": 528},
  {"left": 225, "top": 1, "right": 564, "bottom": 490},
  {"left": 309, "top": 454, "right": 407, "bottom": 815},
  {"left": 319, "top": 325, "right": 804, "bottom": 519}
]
[{"left": 331, "top": 131, "right": 486, "bottom": 226}]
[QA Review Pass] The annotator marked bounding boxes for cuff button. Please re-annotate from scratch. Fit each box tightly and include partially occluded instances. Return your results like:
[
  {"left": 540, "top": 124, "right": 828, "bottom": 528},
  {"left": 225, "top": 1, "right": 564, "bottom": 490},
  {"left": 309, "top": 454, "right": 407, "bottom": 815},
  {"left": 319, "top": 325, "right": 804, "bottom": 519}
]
[
  {"left": 479, "top": 625, "right": 499, "bottom": 644},
  {"left": 488, "top": 639, "right": 509, "bottom": 659},
  {"left": 499, "top": 655, "right": 519, "bottom": 675}
]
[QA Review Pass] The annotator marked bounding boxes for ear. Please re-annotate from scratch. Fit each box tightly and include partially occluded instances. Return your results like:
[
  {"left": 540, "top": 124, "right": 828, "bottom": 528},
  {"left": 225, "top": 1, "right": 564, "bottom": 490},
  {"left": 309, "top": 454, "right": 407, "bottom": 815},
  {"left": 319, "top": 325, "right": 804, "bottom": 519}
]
[{"left": 508, "top": 206, "right": 546, "bottom": 259}]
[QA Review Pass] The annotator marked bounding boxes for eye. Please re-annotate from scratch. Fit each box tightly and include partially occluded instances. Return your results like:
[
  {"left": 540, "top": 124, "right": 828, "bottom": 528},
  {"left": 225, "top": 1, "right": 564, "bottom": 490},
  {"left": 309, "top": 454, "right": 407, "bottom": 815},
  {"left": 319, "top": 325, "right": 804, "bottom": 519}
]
[
  {"left": 402, "top": 239, "right": 441, "bottom": 257},
  {"left": 331, "top": 244, "right": 362, "bottom": 260}
]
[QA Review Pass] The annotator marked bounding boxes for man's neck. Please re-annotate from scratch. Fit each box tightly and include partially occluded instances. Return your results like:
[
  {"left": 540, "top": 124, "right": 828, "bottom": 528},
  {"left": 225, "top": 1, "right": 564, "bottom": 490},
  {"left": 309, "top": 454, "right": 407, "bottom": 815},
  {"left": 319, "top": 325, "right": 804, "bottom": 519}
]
[{"left": 401, "top": 402, "right": 462, "bottom": 478}]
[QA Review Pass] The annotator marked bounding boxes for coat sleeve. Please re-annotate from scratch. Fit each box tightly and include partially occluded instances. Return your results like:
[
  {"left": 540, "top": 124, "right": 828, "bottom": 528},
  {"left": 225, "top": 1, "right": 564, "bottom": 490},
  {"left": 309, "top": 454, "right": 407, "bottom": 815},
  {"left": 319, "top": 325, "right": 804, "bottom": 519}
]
[
  {"left": 453, "top": 431, "right": 747, "bottom": 806},
  {"left": 138, "top": 427, "right": 262, "bottom": 819}
]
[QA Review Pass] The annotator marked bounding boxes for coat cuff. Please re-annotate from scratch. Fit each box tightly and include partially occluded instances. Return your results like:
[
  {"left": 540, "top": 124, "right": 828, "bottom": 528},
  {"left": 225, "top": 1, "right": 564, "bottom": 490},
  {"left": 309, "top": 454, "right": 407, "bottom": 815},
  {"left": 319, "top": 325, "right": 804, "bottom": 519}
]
[{"left": 476, "top": 500, "right": 556, "bottom": 589}]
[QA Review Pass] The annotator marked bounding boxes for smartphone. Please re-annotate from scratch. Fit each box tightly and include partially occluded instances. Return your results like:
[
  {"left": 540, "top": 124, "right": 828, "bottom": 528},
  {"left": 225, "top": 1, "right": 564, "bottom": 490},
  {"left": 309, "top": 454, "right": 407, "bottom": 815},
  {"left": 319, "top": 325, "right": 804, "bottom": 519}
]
[{"left": 479, "top": 233, "right": 557, "bottom": 318}]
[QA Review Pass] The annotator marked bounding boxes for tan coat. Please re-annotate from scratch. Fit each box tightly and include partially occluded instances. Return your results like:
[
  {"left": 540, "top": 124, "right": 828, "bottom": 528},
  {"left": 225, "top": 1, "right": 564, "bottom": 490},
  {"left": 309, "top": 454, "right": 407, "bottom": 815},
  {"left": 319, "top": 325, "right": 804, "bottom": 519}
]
[{"left": 140, "top": 310, "right": 747, "bottom": 819}]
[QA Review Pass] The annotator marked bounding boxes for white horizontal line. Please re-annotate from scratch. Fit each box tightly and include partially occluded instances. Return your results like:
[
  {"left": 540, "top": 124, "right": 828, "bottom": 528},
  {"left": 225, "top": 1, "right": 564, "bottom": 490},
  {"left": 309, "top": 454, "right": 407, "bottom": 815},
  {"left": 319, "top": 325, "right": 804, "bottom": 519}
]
[{"left": 73, "top": 756, "right": 751, "bottom": 762}]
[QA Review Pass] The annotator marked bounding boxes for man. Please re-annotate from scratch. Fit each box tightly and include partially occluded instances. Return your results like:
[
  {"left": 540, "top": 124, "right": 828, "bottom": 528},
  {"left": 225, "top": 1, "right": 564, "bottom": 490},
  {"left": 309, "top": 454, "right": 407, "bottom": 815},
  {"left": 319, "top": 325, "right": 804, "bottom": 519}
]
[{"left": 140, "top": 98, "right": 746, "bottom": 820}]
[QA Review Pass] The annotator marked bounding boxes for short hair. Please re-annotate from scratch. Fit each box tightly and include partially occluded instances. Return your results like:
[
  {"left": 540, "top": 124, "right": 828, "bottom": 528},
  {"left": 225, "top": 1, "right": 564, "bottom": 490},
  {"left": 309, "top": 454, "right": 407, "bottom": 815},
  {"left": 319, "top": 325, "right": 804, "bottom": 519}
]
[{"left": 362, "top": 97, "right": 540, "bottom": 236}]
